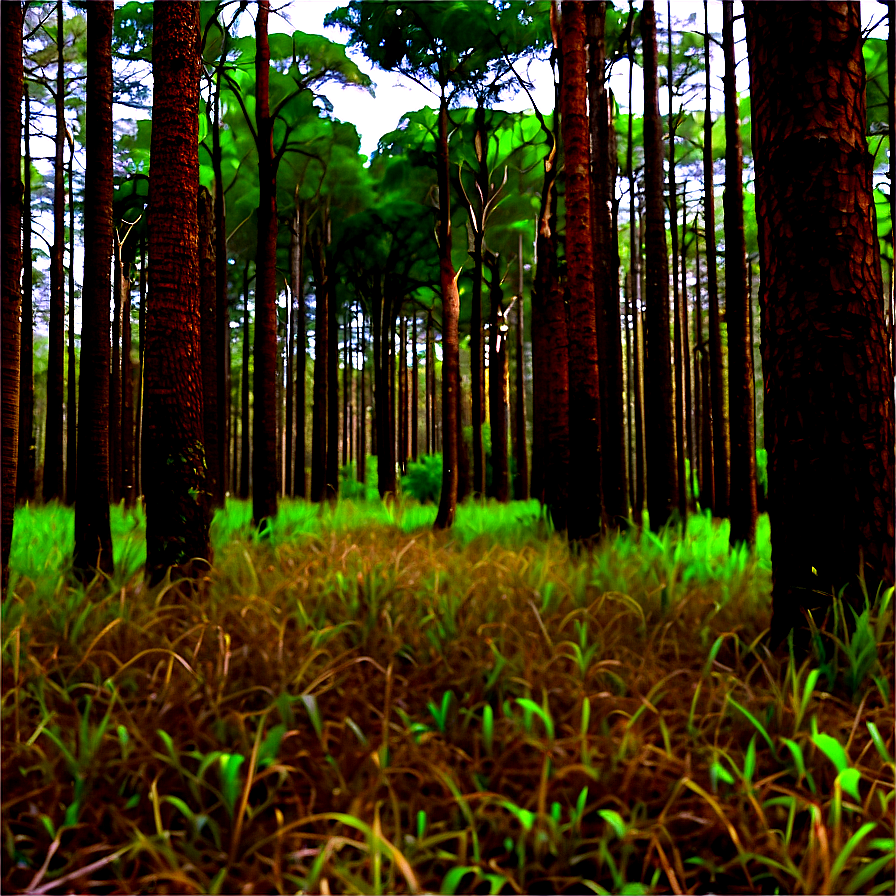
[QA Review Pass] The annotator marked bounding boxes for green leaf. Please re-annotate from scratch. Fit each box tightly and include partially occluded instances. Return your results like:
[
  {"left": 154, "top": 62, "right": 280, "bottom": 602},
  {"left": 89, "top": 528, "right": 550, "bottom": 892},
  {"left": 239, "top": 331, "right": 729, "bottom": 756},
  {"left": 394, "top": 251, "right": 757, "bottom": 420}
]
[{"left": 811, "top": 720, "right": 850, "bottom": 773}]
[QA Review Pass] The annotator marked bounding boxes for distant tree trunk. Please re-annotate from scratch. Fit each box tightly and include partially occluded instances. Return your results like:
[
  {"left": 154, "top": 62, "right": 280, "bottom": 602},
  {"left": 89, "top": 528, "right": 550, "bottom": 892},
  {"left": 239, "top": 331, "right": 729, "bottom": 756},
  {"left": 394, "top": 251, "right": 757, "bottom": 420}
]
[
  {"left": 398, "top": 312, "right": 408, "bottom": 473},
  {"left": 358, "top": 316, "right": 367, "bottom": 482},
  {"left": 511, "top": 231, "right": 529, "bottom": 500},
  {"left": 634, "top": 199, "right": 646, "bottom": 522},
  {"left": 695, "top": 218, "right": 714, "bottom": 511},
  {"left": 310, "top": 222, "right": 329, "bottom": 504},
  {"left": 198, "top": 186, "right": 221, "bottom": 509},
  {"left": 252, "top": 0, "right": 279, "bottom": 531},
  {"left": 2, "top": 0, "right": 24, "bottom": 593},
  {"left": 587, "top": 0, "right": 627, "bottom": 527},
  {"left": 723, "top": 0, "right": 757, "bottom": 548},
  {"left": 17, "top": 84, "right": 35, "bottom": 504},
  {"left": 561, "top": 0, "right": 602, "bottom": 542},
  {"left": 285, "top": 272, "right": 295, "bottom": 496},
  {"left": 434, "top": 95, "right": 461, "bottom": 530},
  {"left": 668, "top": 2, "right": 687, "bottom": 524},
  {"left": 135, "top": 235, "right": 145, "bottom": 496},
  {"left": 144, "top": 0, "right": 210, "bottom": 584},
  {"left": 425, "top": 311, "right": 433, "bottom": 454},
  {"left": 412, "top": 312, "right": 419, "bottom": 461},
  {"left": 110, "top": 235, "right": 123, "bottom": 504},
  {"left": 681, "top": 188, "right": 695, "bottom": 508},
  {"left": 44, "top": 0, "right": 66, "bottom": 503},
  {"left": 746, "top": 1, "right": 895, "bottom": 642},
  {"left": 641, "top": 0, "right": 677, "bottom": 531},
  {"left": 372, "top": 298, "right": 397, "bottom": 497},
  {"left": 239, "top": 262, "right": 251, "bottom": 499},
  {"left": 65, "top": 137, "right": 76, "bottom": 506},
  {"left": 120, "top": 241, "right": 135, "bottom": 508},
  {"left": 326, "top": 270, "right": 339, "bottom": 503},
  {"left": 486, "top": 251, "right": 509, "bottom": 501},
  {"left": 704, "top": 0, "right": 728, "bottom": 517},
  {"left": 469, "top": 104, "right": 487, "bottom": 498},
  {"left": 292, "top": 200, "right": 307, "bottom": 498}
]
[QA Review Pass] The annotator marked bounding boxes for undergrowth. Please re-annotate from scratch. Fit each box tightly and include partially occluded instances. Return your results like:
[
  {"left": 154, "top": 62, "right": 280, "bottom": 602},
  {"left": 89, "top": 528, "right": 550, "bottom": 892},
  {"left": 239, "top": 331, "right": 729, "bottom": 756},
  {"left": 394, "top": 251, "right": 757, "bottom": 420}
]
[{"left": 2, "top": 499, "right": 893, "bottom": 894}]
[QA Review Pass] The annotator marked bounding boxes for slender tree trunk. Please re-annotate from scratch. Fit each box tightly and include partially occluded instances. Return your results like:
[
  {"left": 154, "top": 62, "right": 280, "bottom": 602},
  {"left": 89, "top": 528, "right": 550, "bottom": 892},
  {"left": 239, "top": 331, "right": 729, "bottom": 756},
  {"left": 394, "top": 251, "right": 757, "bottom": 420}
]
[
  {"left": 2, "top": 0, "right": 24, "bottom": 593},
  {"left": 681, "top": 190, "right": 695, "bottom": 507},
  {"left": 110, "top": 236, "right": 122, "bottom": 504},
  {"left": 425, "top": 311, "right": 433, "bottom": 455},
  {"left": 641, "top": 0, "right": 677, "bottom": 531},
  {"left": 310, "top": 222, "right": 329, "bottom": 503},
  {"left": 65, "top": 137, "right": 77, "bottom": 506},
  {"left": 120, "top": 242, "right": 135, "bottom": 508},
  {"left": 469, "top": 105, "right": 487, "bottom": 498},
  {"left": 704, "top": 0, "right": 728, "bottom": 517},
  {"left": 285, "top": 268, "right": 295, "bottom": 496},
  {"left": 486, "top": 252, "right": 509, "bottom": 502},
  {"left": 587, "top": 0, "right": 627, "bottom": 526},
  {"left": 434, "top": 96, "right": 461, "bottom": 529},
  {"left": 135, "top": 235, "right": 145, "bottom": 496},
  {"left": 198, "top": 186, "right": 220, "bottom": 510},
  {"left": 326, "top": 269, "right": 339, "bottom": 502},
  {"left": 723, "top": 0, "right": 757, "bottom": 548},
  {"left": 44, "top": 0, "right": 66, "bottom": 502},
  {"left": 213, "top": 66, "right": 229, "bottom": 502},
  {"left": 561, "top": 0, "right": 603, "bottom": 542},
  {"left": 17, "top": 85, "right": 35, "bottom": 504},
  {"left": 745, "top": 0, "right": 895, "bottom": 641},
  {"left": 240, "top": 263, "right": 251, "bottom": 499},
  {"left": 252, "top": 0, "right": 279, "bottom": 530},
  {"left": 144, "top": 0, "right": 210, "bottom": 584},
  {"left": 696, "top": 221, "right": 713, "bottom": 511},
  {"left": 512, "top": 231, "right": 529, "bottom": 500},
  {"left": 359, "top": 316, "right": 367, "bottom": 482},
  {"left": 633, "top": 199, "right": 646, "bottom": 522},
  {"left": 412, "top": 312, "right": 419, "bottom": 461},
  {"left": 398, "top": 312, "right": 407, "bottom": 473},
  {"left": 293, "top": 200, "right": 307, "bottom": 498}
]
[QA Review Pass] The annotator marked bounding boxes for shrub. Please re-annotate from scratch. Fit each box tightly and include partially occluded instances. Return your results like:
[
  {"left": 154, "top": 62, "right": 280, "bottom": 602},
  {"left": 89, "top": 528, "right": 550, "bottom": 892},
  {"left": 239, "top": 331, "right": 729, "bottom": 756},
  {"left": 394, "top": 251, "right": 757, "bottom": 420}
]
[{"left": 401, "top": 453, "right": 442, "bottom": 503}]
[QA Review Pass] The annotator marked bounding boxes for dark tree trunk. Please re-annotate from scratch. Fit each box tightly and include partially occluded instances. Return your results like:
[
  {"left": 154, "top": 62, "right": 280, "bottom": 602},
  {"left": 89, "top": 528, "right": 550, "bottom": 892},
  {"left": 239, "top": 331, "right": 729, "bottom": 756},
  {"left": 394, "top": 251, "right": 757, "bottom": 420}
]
[
  {"left": 326, "top": 270, "right": 339, "bottom": 502},
  {"left": 512, "top": 231, "right": 529, "bottom": 500},
  {"left": 434, "top": 96, "right": 461, "bottom": 529},
  {"left": 561, "top": 0, "right": 603, "bottom": 542},
  {"left": 469, "top": 104, "right": 487, "bottom": 498},
  {"left": 17, "top": 85, "right": 35, "bottom": 504},
  {"left": 587, "top": 0, "right": 627, "bottom": 526},
  {"left": 212, "top": 67, "right": 229, "bottom": 502},
  {"left": 745, "top": 1, "right": 895, "bottom": 642},
  {"left": 398, "top": 312, "right": 407, "bottom": 473},
  {"left": 2, "top": 0, "right": 24, "bottom": 593},
  {"left": 723, "top": 0, "right": 757, "bottom": 548},
  {"left": 704, "top": 0, "right": 728, "bottom": 517},
  {"left": 252, "top": 0, "right": 279, "bottom": 531},
  {"left": 668, "top": 2, "right": 687, "bottom": 524},
  {"left": 358, "top": 316, "right": 367, "bottom": 482},
  {"left": 372, "top": 298, "right": 397, "bottom": 497},
  {"left": 425, "top": 311, "right": 433, "bottom": 454},
  {"left": 73, "top": 1, "right": 115, "bottom": 582},
  {"left": 120, "top": 241, "right": 135, "bottom": 508},
  {"left": 110, "top": 239, "right": 121, "bottom": 504},
  {"left": 239, "top": 263, "right": 251, "bottom": 499},
  {"left": 310, "top": 224, "right": 329, "bottom": 503},
  {"left": 144, "top": 0, "right": 210, "bottom": 583},
  {"left": 695, "top": 218, "right": 713, "bottom": 511},
  {"left": 412, "top": 312, "right": 419, "bottom": 461},
  {"left": 634, "top": 200, "right": 646, "bottom": 523},
  {"left": 135, "top": 235, "right": 145, "bottom": 496},
  {"left": 486, "top": 252, "right": 509, "bottom": 502},
  {"left": 641, "top": 0, "right": 677, "bottom": 531},
  {"left": 293, "top": 201, "right": 307, "bottom": 498},
  {"left": 285, "top": 263, "right": 295, "bottom": 496},
  {"left": 198, "top": 186, "right": 221, "bottom": 509},
  {"left": 65, "top": 139, "right": 76, "bottom": 506},
  {"left": 681, "top": 188, "right": 695, "bottom": 507}
]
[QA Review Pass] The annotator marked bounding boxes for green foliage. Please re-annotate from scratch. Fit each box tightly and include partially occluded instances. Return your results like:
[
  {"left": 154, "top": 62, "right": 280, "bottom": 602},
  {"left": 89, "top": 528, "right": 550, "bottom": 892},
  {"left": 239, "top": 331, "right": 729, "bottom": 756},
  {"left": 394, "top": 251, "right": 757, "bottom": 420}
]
[{"left": 401, "top": 454, "right": 443, "bottom": 504}]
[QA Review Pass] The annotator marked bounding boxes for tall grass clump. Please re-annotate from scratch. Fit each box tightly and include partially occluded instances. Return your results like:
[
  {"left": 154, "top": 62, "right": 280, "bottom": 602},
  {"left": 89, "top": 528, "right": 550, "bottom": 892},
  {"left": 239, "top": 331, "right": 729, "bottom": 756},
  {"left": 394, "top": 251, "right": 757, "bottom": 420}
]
[{"left": 3, "top": 499, "right": 893, "bottom": 894}]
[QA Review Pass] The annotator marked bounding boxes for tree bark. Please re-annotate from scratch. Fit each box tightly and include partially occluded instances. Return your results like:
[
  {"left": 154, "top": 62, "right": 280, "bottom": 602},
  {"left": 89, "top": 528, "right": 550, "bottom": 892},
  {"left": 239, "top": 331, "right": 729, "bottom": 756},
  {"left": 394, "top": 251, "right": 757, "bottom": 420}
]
[
  {"left": 469, "top": 103, "right": 487, "bottom": 497},
  {"left": 512, "top": 231, "right": 529, "bottom": 500},
  {"left": 745, "top": 0, "right": 895, "bottom": 641},
  {"left": 110, "top": 236, "right": 121, "bottom": 503},
  {"left": 198, "top": 186, "right": 220, "bottom": 509},
  {"left": 65, "top": 137, "right": 76, "bottom": 506},
  {"left": 561, "top": 0, "right": 603, "bottom": 542},
  {"left": 723, "top": 0, "right": 757, "bottom": 547},
  {"left": 412, "top": 312, "right": 419, "bottom": 462},
  {"left": 144, "top": 0, "right": 211, "bottom": 584},
  {"left": 120, "top": 239, "right": 135, "bottom": 508},
  {"left": 486, "top": 251, "right": 509, "bottom": 502},
  {"left": 135, "top": 235, "right": 145, "bottom": 496},
  {"left": 292, "top": 200, "right": 307, "bottom": 497},
  {"left": 641, "top": 0, "right": 677, "bottom": 531},
  {"left": 2, "top": 0, "right": 23, "bottom": 593}
]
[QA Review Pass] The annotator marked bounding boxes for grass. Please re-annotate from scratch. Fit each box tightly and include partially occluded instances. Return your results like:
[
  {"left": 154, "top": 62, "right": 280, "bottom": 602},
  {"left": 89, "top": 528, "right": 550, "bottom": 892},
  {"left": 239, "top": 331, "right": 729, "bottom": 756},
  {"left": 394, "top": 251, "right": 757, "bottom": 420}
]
[{"left": 2, "top": 497, "right": 893, "bottom": 894}]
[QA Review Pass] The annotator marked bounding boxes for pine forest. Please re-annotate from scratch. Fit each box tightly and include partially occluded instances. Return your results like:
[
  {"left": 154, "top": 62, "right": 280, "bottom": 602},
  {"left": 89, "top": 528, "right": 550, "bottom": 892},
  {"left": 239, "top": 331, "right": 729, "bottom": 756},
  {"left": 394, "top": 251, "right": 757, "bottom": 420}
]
[{"left": 1, "top": 1, "right": 894, "bottom": 893}]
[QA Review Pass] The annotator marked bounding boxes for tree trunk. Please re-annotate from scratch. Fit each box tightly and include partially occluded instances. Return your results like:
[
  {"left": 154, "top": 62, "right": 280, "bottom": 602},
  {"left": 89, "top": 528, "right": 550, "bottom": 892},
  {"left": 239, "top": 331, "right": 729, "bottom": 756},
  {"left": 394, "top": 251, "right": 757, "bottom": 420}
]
[
  {"left": 358, "top": 315, "right": 366, "bottom": 482},
  {"left": 372, "top": 298, "right": 397, "bottom": 497},
  {"left": 486, "top": 251, "right": 509, "bottom": 502},
  {"left": 17, "top": 84, "right": 35, "bottom": 504},
  {"left": 2, "top": 0, "right": 23, "bottom": 593},
  {"left": 412, "top": 312, "right": 419, "bottom": 462},
  {"left": 239, "top": 263, "right": 251, "bottom": 499},
  {"left": 293, "top": 201, "right": 307, "bottom": 498},
  {"left": 198, "top": 186, "right": 220, "bottom": 509},
  {"left": 434, "top": 96, "right": 461, "bottom": 529},
  {"left": 745, "top": 0, "right": 895, "bottom": 641},
  {"left": 310, "top": 221, "right": 329, "bottom": 503},
  {"left": 512, "top": 231, "right": 529, "bottom": 500},
  {"left": 120, "top": 240, "right": 135, "bottom": 508},
  {"left": 65, "top": 137, "right": 77, "bottom": 506},
  {"left": 587, "top": 0, "right": 627, "bottom": 527},
  {"left": 704, "top": 0, "right": 728, "bottom": 517},
  {"left": 326, "top": 269, "right": 339, "bottom": 503},
  {"left": 425, "top": 311, "right": 433, "bottom": 454},
  {"left": 252, "top": 0, "right": 279, "bottom": 531},
  {"left": 641, "top": 0, "right": 677, "bottom": 532},
  {"left": 135, "top": 235, "right": 145, "bottom": 496},
  {"left": 469, "top": 105, "right": 487, "bottom": 498},
  {"left": 561, "top": 0, "right": 603, "bottom": 542},
  {"left": 398, "top": 311, "right": 407, "bottom": 473},
  {"left": 144, "top": 0, "right": 210, "bottom": 584},
  {"left": 723, "top": 0, "right": 757, "bottom": 548},
  {"left": 634, "top": 199, "right": 646, "bottom": 523},
  {"left": 110, "top": 236, "right": 122, "bottom": 504},
  {"left": 681, "top": 187, "right": 695, "bottom": 508},
  {"left": 44, "top": 0, "right": 66, "bottom": 502}
]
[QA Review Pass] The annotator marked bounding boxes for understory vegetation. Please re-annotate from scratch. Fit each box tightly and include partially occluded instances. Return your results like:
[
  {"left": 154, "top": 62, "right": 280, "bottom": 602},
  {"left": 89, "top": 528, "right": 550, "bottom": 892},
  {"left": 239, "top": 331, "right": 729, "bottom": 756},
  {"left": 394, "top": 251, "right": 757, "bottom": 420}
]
[{"left": 2, "top": 500, "right": 894, "bottom": 895}]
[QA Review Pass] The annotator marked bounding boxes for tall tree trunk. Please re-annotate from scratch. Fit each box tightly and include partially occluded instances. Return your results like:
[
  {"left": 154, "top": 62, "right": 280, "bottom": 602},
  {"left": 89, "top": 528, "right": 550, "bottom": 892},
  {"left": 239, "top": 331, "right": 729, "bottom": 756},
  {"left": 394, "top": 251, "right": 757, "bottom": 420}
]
[
  {"left": 372, "top": 297, "right": 397, "bottom": 497},
  {"left": 681, "top": 191, "right": 696, "bottom": 507},
  {"left": 641, "top": 0, "right": 677, "bottom": 532},
  {"left": 358, "top": 315, "right": 366, "bottom": 482},
  {"left": 486, "top": 251, "right": 509, "bottom": 502},
  {"left": 398, "top": 311, "right": 407, "bottom": 473},
  {"left": 723, "top": 0, "right": 757, "bottom": 548},
  {"left": 704, "top": 0, "right": 728, "bottom": 517},
  {"left": 2, "top": 0, "right": 24, "bottom": 593},
  {"left": 239, "top": 263, "right": 251, "bottom": 499},
  {"left": 469, "top": 104, "right": 487, "bottom": 497},
  {"left": 310, "top": 222, "right": 329, "bottom": 503},
  {"left": 425, "top": 311, "right": 433, "bottom": 454},
  {"left": 696, "top": 227, "right": 713, "bottom": 511},
  {"left": 634, "top": 199, "right": 646, "bottom": 522},
  {"left": 293, "top": 200, "right": 307, "bottom": 498},
  {"left": 326, "top": 270, "right": 339, "bottom": 502},
  {"left": 198, "top": 186, "right": 220, "bottom": 509},
  {"left": 17, "top": 85, "right": 35, "bottom": 504},
  {"left": 745, "top": 0, "right": 895, "bottom": 641},
  {"left": 412, "top": 312, "right": 419, "bottom": 461},
  {"left": 434, "top": 96, "right": 461, "bottom": 529},
  {"left": 252, "top": 0, "right": 278, "bottom": 531},
  {"left": 65, "top": 136, "right": 76, "bottom": 506},
  {"left": 512, "top": 231, "right": 529, "bottom": 500},
  {"left": 587, "top": 0, "right": 627, "bottom": 526},
  {"left": 44, "top": 0, "right": 66, "bottom": 502},
  {"left": 561, "top": 0, "right": 603, "bottom": 542},
  {"left": 120, "top": 241, "right": 135, "bottom": 508},
  {"left": 285, "top": 268, "right": 295, "bottom": 496},
  {"left": 144, "top": 0, "right": 210, "bottom": 584},
  {"left": 668, "top": 2, "right": 687, "bottom": 524},
  {"left": 110, "top": 235, "right": 122, "bottom": 504},
  {"left": 135, "top": 235, "right": 145, "bottom": 496}
]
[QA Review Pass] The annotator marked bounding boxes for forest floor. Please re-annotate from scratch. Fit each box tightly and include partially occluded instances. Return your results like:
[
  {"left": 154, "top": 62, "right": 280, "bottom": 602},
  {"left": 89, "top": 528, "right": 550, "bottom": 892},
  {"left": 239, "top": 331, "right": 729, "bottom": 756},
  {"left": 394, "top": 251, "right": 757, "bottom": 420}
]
[{"left": 2, "top": 498, "right": 894, "bottom": 895}]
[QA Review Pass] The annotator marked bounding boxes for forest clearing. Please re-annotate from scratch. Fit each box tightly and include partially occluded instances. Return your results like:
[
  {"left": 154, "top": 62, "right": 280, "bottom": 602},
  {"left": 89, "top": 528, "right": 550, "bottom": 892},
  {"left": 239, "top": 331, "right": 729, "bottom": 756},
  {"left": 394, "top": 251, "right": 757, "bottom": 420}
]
[{"left": 2, "top": 0, "right": 894, "bottom": 893}]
